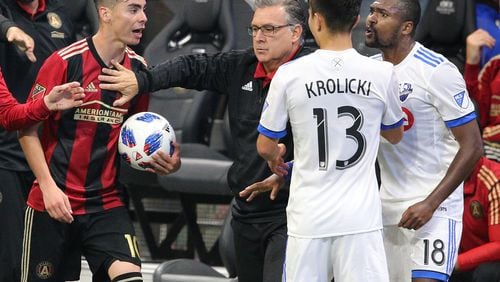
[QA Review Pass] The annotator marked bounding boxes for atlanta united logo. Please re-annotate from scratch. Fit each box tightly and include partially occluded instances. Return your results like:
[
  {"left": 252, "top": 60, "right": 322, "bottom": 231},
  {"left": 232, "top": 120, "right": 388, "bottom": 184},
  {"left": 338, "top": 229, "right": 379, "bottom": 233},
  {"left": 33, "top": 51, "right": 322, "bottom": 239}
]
[
  {"left": 402, "top": 107, "right": 414, "bottom": 131},
  {"left": 470, "top": 200, "right": 484, "bottom": 219},
  {"left": 47, "top": 12, "right": 62, "bottom": 29},
  {"left": 36, "top": 261, "right": 54, "bottom": 279}
]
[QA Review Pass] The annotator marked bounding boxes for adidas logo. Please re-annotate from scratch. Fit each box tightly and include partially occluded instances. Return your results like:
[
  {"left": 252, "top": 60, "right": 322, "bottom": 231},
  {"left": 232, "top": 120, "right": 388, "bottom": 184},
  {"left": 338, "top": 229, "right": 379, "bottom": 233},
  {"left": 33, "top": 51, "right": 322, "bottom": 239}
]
[
  {"left": 85, "top": 82, "right": 98, "bottom": 92},
  {"left": 241, "top": 81, "right": 253, "bottom": 92}
]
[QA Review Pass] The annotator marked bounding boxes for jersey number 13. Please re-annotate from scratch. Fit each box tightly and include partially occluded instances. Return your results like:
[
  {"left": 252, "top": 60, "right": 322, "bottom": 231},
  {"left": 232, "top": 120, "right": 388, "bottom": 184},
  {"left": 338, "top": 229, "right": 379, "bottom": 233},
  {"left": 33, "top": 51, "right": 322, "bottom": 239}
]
[{"left": 313, "top": 106, "right": 366, "bottom": 171}]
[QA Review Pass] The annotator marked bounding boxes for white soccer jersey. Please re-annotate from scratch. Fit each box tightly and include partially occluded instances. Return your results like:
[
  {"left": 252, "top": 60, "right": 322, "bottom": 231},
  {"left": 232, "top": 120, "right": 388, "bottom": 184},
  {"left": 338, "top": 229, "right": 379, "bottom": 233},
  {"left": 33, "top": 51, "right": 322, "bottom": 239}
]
[
  {"left": 258, "top": 49, "right": 403, "bottom": 238},
  {"left": 376, "top": 42, "right": 476, "bottom": 225}
]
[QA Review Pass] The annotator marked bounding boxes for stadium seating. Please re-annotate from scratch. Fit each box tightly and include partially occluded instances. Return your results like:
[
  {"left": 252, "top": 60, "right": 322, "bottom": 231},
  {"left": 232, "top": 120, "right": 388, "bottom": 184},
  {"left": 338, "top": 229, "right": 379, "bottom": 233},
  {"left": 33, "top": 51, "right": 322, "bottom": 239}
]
[
  {"left": 119, "top": 0, "right": 236, "bottom": 261},
  {"left": 415, "top": 0, "right": 476, "bottom": 73},
  {"left": 152, "top": 204, "right": 237, "bottom": 282}
]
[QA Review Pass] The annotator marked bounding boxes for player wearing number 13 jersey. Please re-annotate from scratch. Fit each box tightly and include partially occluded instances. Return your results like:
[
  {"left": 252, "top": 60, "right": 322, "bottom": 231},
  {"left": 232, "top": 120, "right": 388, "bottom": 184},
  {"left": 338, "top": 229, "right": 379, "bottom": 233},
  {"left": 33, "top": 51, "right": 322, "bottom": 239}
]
[
  {"left": 257, "top": 0, "right": 403, "bottom": 280},
  {"left": 365, "top": 0, "right": 483, "bottom": 281}
]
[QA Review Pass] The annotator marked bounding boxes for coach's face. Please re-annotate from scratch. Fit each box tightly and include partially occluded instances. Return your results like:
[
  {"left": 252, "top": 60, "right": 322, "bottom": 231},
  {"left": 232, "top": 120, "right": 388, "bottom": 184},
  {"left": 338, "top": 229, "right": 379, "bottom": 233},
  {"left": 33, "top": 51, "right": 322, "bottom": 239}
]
[
  {"left": 364, "top": 0, "right": 403, "bottom": 49},
  {"left": 251, "top": 5, "right": 301, "bottom": 72}
]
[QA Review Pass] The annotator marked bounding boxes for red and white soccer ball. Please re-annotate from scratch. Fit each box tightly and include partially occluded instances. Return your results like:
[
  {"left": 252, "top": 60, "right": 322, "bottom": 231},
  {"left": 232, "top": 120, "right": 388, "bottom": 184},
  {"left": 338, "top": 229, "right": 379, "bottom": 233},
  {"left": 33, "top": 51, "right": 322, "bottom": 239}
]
[{"left": 118, "top": 112, "right": 176, "bottom": 171}]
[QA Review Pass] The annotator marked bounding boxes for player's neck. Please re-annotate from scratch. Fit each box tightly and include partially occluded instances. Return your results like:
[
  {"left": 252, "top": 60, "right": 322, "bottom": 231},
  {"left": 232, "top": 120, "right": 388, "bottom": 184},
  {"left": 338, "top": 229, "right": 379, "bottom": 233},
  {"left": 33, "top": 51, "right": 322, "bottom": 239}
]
[
  {"left": 92, "top": 33, "right": 126, "bottom": 67},
  {"left": 381, "top": 39, "right": 415, "bottom": 65},
  {"left": 317, "top": 32, "right": 353, "bottom": 51}
]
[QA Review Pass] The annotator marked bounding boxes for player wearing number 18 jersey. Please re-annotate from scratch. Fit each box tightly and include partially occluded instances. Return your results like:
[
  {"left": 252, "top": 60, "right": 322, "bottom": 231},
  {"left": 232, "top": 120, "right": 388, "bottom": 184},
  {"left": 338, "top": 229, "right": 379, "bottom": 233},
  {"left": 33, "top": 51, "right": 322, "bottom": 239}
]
[
  {"left": 365, "top": 0, "right": 483, "bottom": 281},
  {"left": 257, "top": 0, "right": 403, "bottom": 280}
]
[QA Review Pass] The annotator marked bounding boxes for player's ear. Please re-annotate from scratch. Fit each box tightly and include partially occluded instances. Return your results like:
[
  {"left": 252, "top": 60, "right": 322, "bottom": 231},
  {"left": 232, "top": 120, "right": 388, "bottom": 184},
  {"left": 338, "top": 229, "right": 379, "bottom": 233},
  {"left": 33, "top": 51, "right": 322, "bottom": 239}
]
[
  {"left": 99, "top": 7, "right": 111, "bottom": 23},
  {"left": 401, "top": 21, "right": 414, "bottom": 36}
]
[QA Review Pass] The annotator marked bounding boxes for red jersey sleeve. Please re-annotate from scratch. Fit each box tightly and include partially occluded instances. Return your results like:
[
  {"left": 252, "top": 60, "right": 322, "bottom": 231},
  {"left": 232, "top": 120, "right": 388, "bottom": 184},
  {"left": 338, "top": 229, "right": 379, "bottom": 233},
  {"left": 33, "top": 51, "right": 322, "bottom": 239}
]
[
  {"left": 465, "top": 63, "right": 488, "bottom": 128},
  {"left": 0, "top": 69, "right": 51, "bottom": 131}
]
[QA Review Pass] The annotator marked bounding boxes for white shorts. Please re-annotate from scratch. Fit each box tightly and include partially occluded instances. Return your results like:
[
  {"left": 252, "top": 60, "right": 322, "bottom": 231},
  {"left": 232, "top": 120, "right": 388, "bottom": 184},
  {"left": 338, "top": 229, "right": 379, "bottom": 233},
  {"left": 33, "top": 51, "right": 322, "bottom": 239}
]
[
  {"left": 383, "top": 216, "right": 462, "bottom": 282},
  {"left": 284, "top": 230, "right": 389, "bottom": 282}
]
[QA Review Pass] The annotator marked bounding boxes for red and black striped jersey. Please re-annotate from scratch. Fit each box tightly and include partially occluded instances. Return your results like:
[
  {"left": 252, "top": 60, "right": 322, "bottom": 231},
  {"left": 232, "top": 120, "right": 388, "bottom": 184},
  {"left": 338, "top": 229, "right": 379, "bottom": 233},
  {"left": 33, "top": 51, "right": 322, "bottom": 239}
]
[{"left": 26, "top": 37, "right": 149, "bottom": 214}]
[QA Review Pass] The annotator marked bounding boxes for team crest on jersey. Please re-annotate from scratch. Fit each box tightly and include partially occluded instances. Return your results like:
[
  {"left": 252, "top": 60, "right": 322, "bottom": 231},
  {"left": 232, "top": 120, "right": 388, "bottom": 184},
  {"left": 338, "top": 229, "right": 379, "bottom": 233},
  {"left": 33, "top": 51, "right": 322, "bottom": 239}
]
[
  {"left": 469, "top": 200, "right": 484, "bottom": 219},
  {"left": 402, "top": 107, "right": 414, "bottom": 131},
  {"left": 453, "top": 90, "right": 470, "bottom": 109},
  {"left": 31, "top": 84, "right": 46, "bottom": 100},
  {"left": 36, "top": 261, "right": 54, "bottom": 279},
  {"left": 399, "top": 82, "right": 413, "bottom": 102},
  {"left": 47, "top": 12, "right": 62, "bottom": 29}
]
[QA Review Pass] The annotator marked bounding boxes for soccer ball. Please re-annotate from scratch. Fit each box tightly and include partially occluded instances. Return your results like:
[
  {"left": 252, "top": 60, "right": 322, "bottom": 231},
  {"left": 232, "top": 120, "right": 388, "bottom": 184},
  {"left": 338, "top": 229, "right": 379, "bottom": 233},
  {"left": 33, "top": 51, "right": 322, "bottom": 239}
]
[{"left": 118, "top": 112, "right": 176, "bottom": 171}]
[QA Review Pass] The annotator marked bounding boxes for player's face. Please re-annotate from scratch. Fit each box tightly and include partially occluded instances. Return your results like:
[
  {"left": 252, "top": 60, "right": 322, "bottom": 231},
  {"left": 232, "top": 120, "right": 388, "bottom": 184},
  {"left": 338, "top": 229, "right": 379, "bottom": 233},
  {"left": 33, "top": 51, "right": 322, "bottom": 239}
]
[
  {"left": 365, "top": 0, "right": 403, "bottom": 49},
  {"left": 251, "top": 5, "right": 298, "bottom": 71},
  {"left": 109, "top": 0, "right": 148, "bottom": 46}
]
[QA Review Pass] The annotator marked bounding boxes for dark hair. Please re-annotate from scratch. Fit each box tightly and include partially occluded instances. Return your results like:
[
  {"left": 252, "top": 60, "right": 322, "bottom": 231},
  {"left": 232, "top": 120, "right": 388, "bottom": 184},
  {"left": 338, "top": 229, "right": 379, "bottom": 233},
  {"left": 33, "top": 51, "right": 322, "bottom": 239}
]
[
  {"left": 397, "top": 0, "right": 421, "bottom": 36},
  {"left": 309, "top": 0, "right": 361, "bottom": 33}
]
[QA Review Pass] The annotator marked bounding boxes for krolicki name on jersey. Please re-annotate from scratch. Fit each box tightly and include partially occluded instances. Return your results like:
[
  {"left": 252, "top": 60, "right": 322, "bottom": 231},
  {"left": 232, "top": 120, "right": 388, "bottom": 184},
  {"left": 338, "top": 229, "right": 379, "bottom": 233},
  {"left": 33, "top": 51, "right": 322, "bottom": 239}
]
[{"left": 305, "top": 78, "right": 372, "bottom": 98}]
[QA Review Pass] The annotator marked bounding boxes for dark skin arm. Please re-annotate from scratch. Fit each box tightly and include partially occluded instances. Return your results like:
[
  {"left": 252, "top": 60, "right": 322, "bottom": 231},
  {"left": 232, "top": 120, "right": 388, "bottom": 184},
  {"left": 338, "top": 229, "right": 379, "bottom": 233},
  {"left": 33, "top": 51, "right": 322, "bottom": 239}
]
[{"left": 399, "top": 120, "right": 483, "bottom": 230}]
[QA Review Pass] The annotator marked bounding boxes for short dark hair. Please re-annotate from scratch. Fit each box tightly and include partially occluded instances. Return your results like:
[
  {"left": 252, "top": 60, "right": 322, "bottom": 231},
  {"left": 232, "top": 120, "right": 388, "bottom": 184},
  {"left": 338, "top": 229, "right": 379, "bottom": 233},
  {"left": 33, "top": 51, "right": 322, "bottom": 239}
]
[
  {"left": 309, "top": 0, "right": 361, "bottom": 33},
  {"left": 396, "top": 0, "right": 421, "bottom": 36}
]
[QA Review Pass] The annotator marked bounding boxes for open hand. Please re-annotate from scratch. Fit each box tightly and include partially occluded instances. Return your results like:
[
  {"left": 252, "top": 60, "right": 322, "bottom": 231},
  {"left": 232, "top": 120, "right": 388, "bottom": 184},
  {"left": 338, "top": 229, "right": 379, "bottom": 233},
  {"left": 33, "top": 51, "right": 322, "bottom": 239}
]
[
  {"left": 99, "top": 60, "right": 139, "bottom": 107},
  {"left": 44, "top": 82, "right": 85, "bottom": 111},
  {"left": 239, "top": 173, "right": 285, "bottom": 201}
]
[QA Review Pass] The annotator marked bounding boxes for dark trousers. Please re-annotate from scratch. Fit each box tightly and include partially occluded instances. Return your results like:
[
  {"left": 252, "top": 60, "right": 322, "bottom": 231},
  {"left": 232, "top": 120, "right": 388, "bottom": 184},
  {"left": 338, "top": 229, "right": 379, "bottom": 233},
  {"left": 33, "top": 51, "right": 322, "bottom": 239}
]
[
  {"left": 0, "top": 170, "right": 34, "bottom": 282},
  {"left": 231, "top": 218, "right": 287, "bottom": 282},
  {"left": 449, "top": 262, "right": 500, "bottom": 282}
]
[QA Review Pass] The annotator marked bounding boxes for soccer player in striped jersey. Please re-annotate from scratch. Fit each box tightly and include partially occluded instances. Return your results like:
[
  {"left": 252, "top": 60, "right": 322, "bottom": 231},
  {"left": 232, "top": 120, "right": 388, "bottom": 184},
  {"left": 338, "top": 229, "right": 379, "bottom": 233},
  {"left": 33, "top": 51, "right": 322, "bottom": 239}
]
[
  {"left": 17, "top": 1, "right": 179, "bottom": 281},
  {"left": 365, "top": 0, "right": 483, "bottom": 281},
  {"left": 257, "top": 0, "right": 403, "bottom": 281}
]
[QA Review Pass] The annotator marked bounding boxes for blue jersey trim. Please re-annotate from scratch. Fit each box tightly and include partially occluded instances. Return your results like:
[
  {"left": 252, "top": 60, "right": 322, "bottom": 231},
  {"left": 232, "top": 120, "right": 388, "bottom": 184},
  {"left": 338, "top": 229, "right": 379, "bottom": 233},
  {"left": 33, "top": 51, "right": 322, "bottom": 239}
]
[
  {"left": 257, "top": 124, "right": 287, "bottom": 139},
  {"left": 445, "top": 111, "right": 477, "bottom": 128},
  {"left": 284, "top": 161, "right": 294, "bottom": 182},
  {"left": 412, "top": 270, "right": 448, "bottom": 281},
  {"left": 381, "top": 118, "right": 404, "bottom": 130},
  {"left": 447, "top": 219, "right": 458, "bottom": 275},
  {"left": 418, "top": 48, "right": 444, "bottom": 63},
  {"left": 414, "top": 53, "right": 437, "bottom": 67}
]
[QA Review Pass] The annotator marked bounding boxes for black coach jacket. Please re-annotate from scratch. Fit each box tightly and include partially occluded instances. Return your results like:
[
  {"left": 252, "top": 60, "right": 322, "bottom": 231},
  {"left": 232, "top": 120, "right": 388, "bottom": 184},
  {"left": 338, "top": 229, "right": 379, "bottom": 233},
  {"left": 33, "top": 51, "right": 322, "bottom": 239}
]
[{"left": 136, "top": 46, "right": 313, "bottom": 223}]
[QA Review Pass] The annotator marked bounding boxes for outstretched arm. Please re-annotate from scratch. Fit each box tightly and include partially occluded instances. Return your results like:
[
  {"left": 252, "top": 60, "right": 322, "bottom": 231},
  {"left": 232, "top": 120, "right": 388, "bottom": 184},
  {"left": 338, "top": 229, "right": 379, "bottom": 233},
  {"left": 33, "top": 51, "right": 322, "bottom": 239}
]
[{"left": 0, "top": 80, "right": 85, "bottom": 131}]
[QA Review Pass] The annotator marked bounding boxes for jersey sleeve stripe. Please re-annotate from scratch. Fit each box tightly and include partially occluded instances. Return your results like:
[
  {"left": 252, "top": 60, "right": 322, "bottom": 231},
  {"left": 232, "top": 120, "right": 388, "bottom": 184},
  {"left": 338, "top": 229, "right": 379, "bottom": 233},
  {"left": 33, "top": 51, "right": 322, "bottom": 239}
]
[
  {"left": 381, "top": 118, "right": 403, "bottom": 130},
  {"left": 444, "top": 111, "right": 477, "bottom": 128},
  {"left": 417, "top": 48, "right": 444, "bottom": 63},
  {"left": 257, "top": 124, "right": 287, "bottom": 139},
  {"left": 411, "top": 270, "right": 448, "bottom": 281},
  {"left": 414, "top": 53, "right": 438, "bottom": 67},
  {"left": 413, "top": 50, "right": 441, "bottom": 67}
]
